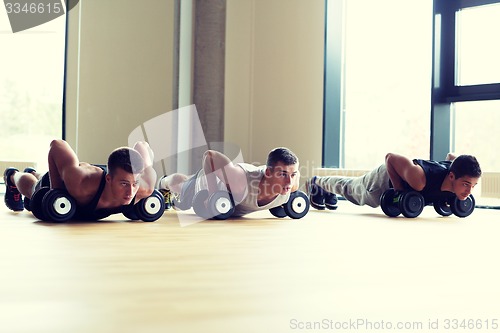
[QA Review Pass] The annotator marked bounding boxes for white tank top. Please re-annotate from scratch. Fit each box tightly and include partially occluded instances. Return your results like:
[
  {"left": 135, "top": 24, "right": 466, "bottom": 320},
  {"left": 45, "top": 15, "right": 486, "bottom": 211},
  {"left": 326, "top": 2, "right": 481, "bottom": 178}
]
[{"left": 232, "top": 163, "right": 290, "bottom": 217}]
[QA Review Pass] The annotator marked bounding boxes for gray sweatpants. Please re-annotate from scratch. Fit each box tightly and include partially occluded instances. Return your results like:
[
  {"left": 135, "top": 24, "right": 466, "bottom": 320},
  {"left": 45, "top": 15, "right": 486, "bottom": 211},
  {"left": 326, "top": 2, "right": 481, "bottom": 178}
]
[{"left": 315, "top": 164, "right": 391, "bottom": 208}]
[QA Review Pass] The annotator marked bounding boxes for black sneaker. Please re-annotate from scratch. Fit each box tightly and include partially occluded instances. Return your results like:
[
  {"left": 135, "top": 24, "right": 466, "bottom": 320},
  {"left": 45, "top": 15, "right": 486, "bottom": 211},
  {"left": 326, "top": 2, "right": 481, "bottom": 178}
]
[
  {"left": 157, "top": 175, "right": 172, "bottom": 210},
  {"left": 324, "top": 192, "right": 338, "bottom": 210},
  {"left": 158, "top": 188, "right": 172, "bottom": 210},
  {"left": 23, "top": 167, "right": 37, "bottom": 174},
  {"left": 3, "top": 168, "right": 24, "bottom": 211},
  {"left": 306, "top": 176, "right": 325, "bottom": 210}
]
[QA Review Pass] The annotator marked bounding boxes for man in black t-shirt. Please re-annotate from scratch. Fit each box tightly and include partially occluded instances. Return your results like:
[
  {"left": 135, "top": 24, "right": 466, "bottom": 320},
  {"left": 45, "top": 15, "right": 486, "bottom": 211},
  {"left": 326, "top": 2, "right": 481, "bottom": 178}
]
[
  {"left": 3, "top": 140, "right": 157, "bottom": 220},
  {"left": 306, "top": 153, "right": 481, "bottom": 209}
]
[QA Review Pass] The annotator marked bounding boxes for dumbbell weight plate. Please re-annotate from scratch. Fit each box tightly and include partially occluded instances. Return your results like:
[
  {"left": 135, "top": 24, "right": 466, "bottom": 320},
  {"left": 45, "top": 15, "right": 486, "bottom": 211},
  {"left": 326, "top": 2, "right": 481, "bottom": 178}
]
[
  {"left": 380, "top": 189, "right": 401, "bottom": 217},
  {"left": 433, "top": 200, "right": 453, "bottom": 217},
  {"left": 208, "top": 191, "right": 235, "bottom": 220},
  {"left": 192, "top": 189, "right": 212, "bottom": 219},
  {"left": 122, "top": 205, "right": 140, "bottom": 220},
  {"left": 42, "top": 189, "right": 77, "bottom": 222},
  {"left": 450, "top": 194, "right": 475, "bottom": 218},
  {"left": 30, "top": 187, "right": 50, "bottom": 221},
  {"left": 398, "top": 191, "right": 425, "bottom": 218},
  {"left": 135, "top": 190, "right": 165, "bottom": 222},
  {"left": 269, "top": 205, "right": 287, "bottom": 218},
  {"left": 23, "top": 197, "right": 32, "bottom": 211},
  {"left": 283, "top": 191, "right": 310, "bottom": 219}
]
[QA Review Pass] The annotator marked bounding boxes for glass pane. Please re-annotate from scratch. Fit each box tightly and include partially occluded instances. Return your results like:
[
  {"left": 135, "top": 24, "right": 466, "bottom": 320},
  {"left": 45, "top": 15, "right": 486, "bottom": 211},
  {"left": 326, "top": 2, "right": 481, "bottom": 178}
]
[
  {"left": 0, "top": 10, "right": 64, "bottom": 171},
  {"left": 456, "top": 3, "right": 500, "bottom": 86},
  {"left": 453, "top": 100, "right": 500, "bottom": 171},
  {"left": 452, "top": 100, "right": 500, "bottom": 204},
  {"left": 343, "top": 0, "right": 433, "bottom": 169}
]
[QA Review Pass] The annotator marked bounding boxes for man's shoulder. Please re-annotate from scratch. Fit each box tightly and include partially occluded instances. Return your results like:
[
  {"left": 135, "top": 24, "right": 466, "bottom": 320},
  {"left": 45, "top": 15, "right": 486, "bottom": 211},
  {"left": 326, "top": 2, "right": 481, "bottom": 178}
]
[
  {"left": 236, "top": 163, "right": 265, "bottom": 173},
  {"left": 415, "top": 159, "right": 452, "bottom": 169},
  {"left": 70, "top": 165, "right": 105, "bottom": 197}
]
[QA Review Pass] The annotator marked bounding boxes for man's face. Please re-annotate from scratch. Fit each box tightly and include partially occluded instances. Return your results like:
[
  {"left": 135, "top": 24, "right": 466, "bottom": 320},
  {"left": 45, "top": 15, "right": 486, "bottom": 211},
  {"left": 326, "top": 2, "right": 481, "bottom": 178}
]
[
  {"left": 450, "top": 173, "right": 479, "bottom": 201},
  {"left": 107, "top": 168, "right": 141, "bottom": 205},
  {"left": 266, "top": 162, "right": 299, "bottom": 196}
]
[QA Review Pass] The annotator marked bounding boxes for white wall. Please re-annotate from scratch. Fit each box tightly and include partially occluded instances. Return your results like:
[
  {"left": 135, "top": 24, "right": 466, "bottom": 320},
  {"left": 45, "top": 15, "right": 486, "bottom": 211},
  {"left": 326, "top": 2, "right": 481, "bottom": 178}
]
[
  {"left": 225, "top": 0, "right": 325, "bottom": 176},
  {"left": 65, "top": 0, "right": 325, "bottom": 179},
  {"left": 65, "top": 0, "right": 176, "bottom": 166}
]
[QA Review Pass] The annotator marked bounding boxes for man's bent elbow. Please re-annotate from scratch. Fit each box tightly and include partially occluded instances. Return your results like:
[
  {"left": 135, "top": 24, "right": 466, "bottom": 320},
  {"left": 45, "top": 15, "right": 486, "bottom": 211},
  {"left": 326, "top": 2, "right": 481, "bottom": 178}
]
[
  {"left": 49, "top": 139, "right": 69, "bottom": 152},
  {"left": 385, "top": 153, "right": 395, "bottom": 165},
  {"left": 446, "top": 153, "right": 457, "bottom": 161},
  {"left": 203, "top": 150, "right": 216, "bottom": 160},
  {"left": 203, "top": 150, "right": 221, "bottom": 168}
]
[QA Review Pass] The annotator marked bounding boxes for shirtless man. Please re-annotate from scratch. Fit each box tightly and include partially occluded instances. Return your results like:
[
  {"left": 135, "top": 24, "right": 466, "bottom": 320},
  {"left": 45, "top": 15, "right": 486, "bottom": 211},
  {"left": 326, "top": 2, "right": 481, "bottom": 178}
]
[{"left": 4, "top": 139, "right": 156, "bottom": 220}]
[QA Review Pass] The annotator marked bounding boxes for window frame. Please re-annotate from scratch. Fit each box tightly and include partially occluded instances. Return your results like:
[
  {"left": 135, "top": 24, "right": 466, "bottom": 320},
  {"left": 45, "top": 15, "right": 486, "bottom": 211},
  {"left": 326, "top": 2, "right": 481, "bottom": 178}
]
[
  {"left": 323, "top": 0, "right": 500, "bottom": 166},
  {"left": 431, "top": 0, "right": 500, "bottom": 159},
  {"left": 433, "top": 0, "right": 500, "bottom": 104}
]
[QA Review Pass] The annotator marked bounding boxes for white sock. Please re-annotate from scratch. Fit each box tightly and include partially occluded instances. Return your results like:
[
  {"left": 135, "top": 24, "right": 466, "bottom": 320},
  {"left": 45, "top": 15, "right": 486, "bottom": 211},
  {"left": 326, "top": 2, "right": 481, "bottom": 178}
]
[{"left": 159, "top": 177, "right": 169, "bottom": 190}]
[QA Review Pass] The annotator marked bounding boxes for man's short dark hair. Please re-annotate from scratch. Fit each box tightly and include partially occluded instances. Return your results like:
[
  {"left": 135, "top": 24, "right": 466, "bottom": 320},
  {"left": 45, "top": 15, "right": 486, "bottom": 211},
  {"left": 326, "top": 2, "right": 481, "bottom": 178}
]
[
  {"left": 107, "top": 147, "right": 144, "bottom": 176},
  {"left": 266, "top": 147, "right": 299, "bottom": 168},
  {"left": 450, "top": 155, "right": 482, "bottom": 179}
]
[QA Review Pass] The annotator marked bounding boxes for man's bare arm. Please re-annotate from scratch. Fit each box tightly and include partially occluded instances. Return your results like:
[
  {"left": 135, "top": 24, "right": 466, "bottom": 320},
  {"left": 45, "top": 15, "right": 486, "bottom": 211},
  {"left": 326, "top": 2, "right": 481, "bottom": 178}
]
[
  {"left": 47, "top": 139, "right": 86, "bottom": 191},
  {"left": 385, "top": 153, "right": 426, "bottom": 191},
  {"left": 133, "top": 141, "right": 157, "bottom": 200},
  {"left": 202, "top": 150, "right": 246, "bottom": 197}
]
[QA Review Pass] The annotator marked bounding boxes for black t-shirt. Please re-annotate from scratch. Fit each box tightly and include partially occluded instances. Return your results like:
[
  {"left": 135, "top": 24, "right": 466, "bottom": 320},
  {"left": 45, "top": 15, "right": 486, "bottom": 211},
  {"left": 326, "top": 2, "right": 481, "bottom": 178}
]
[
  {"left": 73, "top": 168, "right": 135, "bottom": 220},
  {"left": 412, "top": 159, "right": 454, "bottom": 201}
]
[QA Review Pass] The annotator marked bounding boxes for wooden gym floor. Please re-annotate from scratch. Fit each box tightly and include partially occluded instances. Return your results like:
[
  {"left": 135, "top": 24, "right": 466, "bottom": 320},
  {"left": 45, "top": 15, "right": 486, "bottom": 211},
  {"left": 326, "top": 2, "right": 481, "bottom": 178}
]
[{"left": 1, "top": 194, "right": 500, "bottom": 333}]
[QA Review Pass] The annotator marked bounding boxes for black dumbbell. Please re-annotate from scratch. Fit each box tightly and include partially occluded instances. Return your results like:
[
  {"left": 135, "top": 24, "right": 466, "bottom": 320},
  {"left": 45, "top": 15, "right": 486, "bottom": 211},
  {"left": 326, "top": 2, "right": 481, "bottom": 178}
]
[
  {"left": 29, "top": 187, "right": 51, "bottom": 220},
  {"left": 122, "top": 204, "right": 140, "bottom": 220},
  {"left": 380, "top": 188, "right": 401, "bottom": 217},
  {"left": 192, "top": 189, "right": 235, "bottom": 220},
  {"left": 283, "top": 190, "right": 310, "bottom": 219},
  {"left": 27, "top": 172, "right": 76, "bottom": 222},
  {"left": 433, "top": 199, "right": 453, "bottom": 216},
  {"left": 208, "top": 190, "right": 235, "bottom": 220},
  {"left": 269, "top": 192, "right": 309, "bottom": 219},
  {"left": 132, "top": 190, "right": 166, "bottom": 222},
  {"left": 380, "top": 189, "right": 425, "bottom": 218},
  {"left": 23, "top": 196, "right": 32, "bottom": 211},
  {"left": 42, "top": 189, "right": 77, "bottom": 222},
  {"left": 192, "top": 189, "right": 212, "bottom": 219},
  {"left": 398, "top": 191, "right": 425, "bottom": 218},
  {"left": 450, "top": 194, "right": 475, "bottom": 218},
  {"left": 269, "top": 206, "right": 287, "bottom": 218}
]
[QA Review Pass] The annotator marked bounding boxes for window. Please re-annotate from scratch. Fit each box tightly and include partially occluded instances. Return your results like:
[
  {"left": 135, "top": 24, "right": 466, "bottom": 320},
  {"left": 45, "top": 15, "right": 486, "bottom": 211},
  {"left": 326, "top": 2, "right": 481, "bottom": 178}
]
[
  {"left": 323, "top": 0, "right": 500, "bottom": 202},
  {"left": 456, "top": 3, "right": 500, "bottom": 86},
  {"left": 0, "top": 8, "right": 65, "bottom": 171},
  {"left": 432, "top": 0, "right": 500, "bottom": 203},
  {"left": 324, "top": 0, "right": 433, "bottom": 169},
  {"left": 452, "top": 100, "right": 500, "bottom": 171}
]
